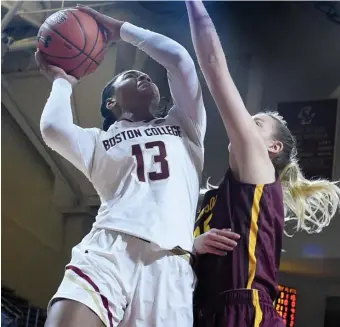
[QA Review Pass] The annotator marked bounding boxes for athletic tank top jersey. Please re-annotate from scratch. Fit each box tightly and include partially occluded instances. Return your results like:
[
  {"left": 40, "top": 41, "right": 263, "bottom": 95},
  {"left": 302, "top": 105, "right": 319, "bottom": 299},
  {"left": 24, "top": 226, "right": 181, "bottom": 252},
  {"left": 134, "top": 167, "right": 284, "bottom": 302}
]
[
  {"left": 194, "top": 169, "right": 284, "bottom": 305},
  {"left": 41, "top": 23, "right": 206, "bottom": 253},
  {"left": 87, "top": 116, "right": 204, "bottom": 252}
]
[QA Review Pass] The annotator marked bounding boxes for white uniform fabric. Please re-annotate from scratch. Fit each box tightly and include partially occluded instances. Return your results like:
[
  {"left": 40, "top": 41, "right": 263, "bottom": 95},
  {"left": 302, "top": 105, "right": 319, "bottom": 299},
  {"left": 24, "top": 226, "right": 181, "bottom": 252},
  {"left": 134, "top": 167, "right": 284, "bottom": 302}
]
[
  {"left": 41, "top": 22, "right": 206, "bottom": 252},
  {"left": 41, "top": 22, "right": 206, "bottom": 326},
  {"left": 48, "top": 229, "right": 195, "bottom": 327}
]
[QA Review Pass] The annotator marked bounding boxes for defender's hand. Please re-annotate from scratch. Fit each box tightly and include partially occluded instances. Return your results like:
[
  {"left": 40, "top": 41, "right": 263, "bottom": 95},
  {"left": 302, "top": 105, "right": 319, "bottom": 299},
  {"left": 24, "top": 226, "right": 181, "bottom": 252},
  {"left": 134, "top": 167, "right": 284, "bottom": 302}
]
[{"left": 194, "top": 228, "right": 240, "bottom": 256}]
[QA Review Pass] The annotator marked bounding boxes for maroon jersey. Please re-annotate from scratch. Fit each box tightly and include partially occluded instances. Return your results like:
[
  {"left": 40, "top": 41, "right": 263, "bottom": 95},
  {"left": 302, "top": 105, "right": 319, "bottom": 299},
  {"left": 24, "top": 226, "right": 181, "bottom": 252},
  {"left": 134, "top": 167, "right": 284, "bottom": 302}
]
[{"left": 194, "top": 169, "right": 284, "bottom": 306}]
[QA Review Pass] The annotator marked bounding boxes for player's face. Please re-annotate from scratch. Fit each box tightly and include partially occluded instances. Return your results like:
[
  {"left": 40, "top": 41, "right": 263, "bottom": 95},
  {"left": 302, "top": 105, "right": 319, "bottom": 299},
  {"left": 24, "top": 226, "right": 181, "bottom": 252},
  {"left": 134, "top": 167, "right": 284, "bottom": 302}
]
[
  {"left": 113, "top": 70, "right": 160, "bottom": 115},
  {"left": 252, "top": 113, "right": 283, "bottom": 155}
]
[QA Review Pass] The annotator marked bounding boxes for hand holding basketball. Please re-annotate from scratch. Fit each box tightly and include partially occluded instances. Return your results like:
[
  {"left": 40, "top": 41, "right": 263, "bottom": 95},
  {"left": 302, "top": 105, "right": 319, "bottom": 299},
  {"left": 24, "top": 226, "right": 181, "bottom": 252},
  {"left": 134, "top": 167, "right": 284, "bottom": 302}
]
[
  {"left": 194, "top": 228, "right": 240, "bottom": 256},
  {"left": 76, "top": 4, "right": 124, "bottom": 42},
  {"left": 35, "top": 50, "right": 78, "bottom": 86}
]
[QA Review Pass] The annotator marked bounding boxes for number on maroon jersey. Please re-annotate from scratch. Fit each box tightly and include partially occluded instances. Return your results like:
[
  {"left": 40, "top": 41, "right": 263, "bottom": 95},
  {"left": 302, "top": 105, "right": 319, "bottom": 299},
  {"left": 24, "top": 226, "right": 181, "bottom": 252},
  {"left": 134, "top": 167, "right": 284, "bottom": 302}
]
[{"left": 131, "top": 141, "right": 169, "bottom": 182}]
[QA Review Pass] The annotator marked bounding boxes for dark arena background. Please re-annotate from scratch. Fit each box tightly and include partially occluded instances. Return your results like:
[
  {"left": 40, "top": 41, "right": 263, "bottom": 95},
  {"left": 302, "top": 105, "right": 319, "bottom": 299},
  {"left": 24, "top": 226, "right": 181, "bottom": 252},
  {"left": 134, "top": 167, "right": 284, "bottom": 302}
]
[{"left": 1, "top": 286, "right": 46, "bottom": 327}]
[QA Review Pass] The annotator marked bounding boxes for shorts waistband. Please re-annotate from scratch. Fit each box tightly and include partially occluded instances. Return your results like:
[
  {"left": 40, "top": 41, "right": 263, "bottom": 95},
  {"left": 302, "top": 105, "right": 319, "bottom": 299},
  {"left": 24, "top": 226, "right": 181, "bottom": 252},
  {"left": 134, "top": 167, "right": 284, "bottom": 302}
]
[
  {"left": 170, "top": 246, "right": 195, "bottom": 266},
  {"left": 217, "top": 289, "right": 273, "bottom": 306},
  {"left": 136, "top": 237, "right": 194, "bottom": 266}
]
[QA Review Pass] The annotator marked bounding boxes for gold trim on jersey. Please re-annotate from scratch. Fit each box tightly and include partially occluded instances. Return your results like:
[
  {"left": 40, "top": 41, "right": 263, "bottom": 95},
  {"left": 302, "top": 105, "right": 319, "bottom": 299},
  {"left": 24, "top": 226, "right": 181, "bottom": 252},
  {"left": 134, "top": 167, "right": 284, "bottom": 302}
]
[
  {"left": 247, "top": 184, "right": 264, "bottom": 289},
  {"left": 194, "top": 195, "right": 217, "bottom": 237},
  {"left": 195, "top": 195, "right": 218, "bottom": 223}
]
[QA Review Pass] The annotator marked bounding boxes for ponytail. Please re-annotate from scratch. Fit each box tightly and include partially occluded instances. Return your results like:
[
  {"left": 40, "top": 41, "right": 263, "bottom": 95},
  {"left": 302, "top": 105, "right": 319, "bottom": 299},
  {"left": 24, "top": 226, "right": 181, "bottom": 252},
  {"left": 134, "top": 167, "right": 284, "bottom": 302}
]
[{"left": 280, "top": 160, "right": 340, "bottom": 236}]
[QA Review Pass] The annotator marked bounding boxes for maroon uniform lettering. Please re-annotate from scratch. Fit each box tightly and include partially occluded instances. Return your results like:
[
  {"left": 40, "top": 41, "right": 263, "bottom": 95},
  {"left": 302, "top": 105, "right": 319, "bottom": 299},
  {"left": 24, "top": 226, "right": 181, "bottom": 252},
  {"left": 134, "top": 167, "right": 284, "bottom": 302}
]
[{"left": 194, "top": 169, "right": 285, "bottom": 327}]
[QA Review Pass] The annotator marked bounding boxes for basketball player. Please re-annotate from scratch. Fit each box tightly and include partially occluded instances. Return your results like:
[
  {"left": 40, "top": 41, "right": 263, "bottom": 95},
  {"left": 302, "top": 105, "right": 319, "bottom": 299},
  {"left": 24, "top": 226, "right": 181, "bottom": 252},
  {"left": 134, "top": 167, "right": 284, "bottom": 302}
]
[
  {"left": 187, "top": 1, "right": 340, "bottom": 326},
  {"left": 37, "top": 5, "right": 209, "bottom": 327}
]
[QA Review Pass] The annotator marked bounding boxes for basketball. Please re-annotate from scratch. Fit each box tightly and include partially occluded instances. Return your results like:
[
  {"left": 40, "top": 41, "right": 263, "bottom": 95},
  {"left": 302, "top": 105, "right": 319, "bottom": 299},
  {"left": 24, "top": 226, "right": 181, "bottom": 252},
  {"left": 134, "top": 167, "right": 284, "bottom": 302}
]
[{"left": 37, "top": 9, "right": 108, "bottom": 79}]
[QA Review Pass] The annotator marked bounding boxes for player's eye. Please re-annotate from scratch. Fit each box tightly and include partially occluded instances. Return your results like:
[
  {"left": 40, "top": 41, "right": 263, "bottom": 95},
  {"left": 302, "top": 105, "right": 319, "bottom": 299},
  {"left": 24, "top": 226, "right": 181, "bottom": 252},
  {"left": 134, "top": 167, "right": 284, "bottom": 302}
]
[{"left": 124, "top": 73, "right": 135, "bottom": 79}]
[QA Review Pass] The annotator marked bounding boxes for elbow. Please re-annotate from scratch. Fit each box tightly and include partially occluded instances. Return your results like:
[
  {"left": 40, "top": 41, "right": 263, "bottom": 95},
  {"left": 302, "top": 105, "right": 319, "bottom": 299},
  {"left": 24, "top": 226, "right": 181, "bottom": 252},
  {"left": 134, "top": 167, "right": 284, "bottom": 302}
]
[
  {"left": 171, "top": 47, "right": 196, "bottom": 76},
  {"left": 157, "top": 33, "right": 194, "bottom": 69},
  {"left": 40, "top": 122, "right": 62, "bottom": 146},
  {"left": 180, "top": 50, "right": 196, "bottom": 70}
]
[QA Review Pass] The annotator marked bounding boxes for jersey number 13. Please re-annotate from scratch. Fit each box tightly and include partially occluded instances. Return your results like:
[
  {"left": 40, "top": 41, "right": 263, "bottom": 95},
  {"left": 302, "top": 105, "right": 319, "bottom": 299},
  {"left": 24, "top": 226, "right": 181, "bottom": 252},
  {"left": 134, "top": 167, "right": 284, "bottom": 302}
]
[{"left": 132, "top": 141, "right": 169, "bottom": 182}]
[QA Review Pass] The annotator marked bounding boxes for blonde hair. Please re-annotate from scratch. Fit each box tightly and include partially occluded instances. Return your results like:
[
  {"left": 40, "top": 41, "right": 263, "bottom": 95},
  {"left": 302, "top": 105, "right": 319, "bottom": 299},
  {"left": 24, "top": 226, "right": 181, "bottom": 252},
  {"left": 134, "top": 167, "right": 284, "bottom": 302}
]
[
  {"left": 200, "top": 111, "right": 340, "bottom": 236},
  {"left": 267, "top": 111, "right": 340, "bottom": 236},
  {"left": 280, "top": 160, "right": 340, "bottom": 236}
]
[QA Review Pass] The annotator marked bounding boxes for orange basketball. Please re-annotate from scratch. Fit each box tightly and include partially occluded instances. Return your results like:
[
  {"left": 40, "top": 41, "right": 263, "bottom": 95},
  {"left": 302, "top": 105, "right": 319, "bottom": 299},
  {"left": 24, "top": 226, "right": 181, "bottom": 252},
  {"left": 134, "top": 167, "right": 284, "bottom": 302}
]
[{"left": 37, "top": 9, "right": 108, "bottom": 79}]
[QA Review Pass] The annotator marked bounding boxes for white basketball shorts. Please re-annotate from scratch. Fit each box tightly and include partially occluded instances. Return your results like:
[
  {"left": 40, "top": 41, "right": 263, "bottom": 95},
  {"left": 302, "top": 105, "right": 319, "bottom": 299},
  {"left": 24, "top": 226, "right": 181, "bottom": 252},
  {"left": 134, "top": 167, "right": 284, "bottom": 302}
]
[{"left": 48, "top": 228, "right": 195, "bottom": 327}]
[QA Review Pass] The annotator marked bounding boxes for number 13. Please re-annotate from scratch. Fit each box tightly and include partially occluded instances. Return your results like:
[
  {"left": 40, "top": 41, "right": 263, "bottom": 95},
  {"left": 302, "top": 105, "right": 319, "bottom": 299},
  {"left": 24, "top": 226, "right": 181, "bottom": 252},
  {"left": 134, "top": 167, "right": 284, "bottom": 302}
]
[{"left": 132, "top": 141, "right": 169, "bottom": 182}]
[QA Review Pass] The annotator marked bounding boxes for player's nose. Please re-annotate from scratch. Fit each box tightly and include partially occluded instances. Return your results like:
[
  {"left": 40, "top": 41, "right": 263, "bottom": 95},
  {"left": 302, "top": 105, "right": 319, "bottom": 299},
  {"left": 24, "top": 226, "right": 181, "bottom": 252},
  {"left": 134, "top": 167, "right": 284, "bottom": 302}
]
[{"left": 138, "top": 74, "right": 152, "bottom": 83}]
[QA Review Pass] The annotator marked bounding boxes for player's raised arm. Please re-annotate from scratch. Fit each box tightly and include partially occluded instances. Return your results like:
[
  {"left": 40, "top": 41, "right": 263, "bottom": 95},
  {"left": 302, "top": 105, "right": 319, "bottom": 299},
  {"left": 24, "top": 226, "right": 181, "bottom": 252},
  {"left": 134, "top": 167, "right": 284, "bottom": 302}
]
[
  {"left": 77, "top": 5, "right": 206, "bottom": 146},
  {"left": 186, "top": 1, "right": 274, "bottom": 183},
  {"left": 37, "top": 51, "right": 98, "bottom": 178}
]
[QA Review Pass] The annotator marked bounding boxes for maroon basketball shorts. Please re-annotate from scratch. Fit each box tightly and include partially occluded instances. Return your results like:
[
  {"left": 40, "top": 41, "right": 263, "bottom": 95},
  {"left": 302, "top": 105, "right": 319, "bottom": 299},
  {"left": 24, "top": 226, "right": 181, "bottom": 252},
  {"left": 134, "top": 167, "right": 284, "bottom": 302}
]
[{"left": 194, "top": 289, "right": 285, "bottom": 327}]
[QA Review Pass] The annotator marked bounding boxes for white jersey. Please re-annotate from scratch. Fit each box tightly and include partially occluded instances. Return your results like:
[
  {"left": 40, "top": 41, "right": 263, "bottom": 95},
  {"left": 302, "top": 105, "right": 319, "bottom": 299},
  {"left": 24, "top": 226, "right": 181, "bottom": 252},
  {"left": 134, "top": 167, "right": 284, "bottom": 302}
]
[{"left": 40, "top": 23, "right": 206, "bottom": 252}]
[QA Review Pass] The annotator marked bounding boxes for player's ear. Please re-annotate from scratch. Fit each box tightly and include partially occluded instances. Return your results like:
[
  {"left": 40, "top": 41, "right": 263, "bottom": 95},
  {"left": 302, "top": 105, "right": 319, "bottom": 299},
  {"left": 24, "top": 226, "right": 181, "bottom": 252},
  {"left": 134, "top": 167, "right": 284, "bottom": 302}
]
[
  {"left": 268, "top": 140, "right": 283, "bottom": 154},
  {"left": 105, "top": 97, "right": 116, "bottom": 110},
  {"left": 106, "top": 97, "right": 122, "bottom": 118}
]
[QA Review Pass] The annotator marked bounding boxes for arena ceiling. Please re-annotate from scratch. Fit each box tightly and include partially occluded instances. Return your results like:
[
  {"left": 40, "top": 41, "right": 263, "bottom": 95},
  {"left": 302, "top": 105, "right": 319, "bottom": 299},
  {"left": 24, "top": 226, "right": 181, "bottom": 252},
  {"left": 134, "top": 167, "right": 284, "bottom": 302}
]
[{"left": 2, "top": 1, "right": 340, "bottom": 278}]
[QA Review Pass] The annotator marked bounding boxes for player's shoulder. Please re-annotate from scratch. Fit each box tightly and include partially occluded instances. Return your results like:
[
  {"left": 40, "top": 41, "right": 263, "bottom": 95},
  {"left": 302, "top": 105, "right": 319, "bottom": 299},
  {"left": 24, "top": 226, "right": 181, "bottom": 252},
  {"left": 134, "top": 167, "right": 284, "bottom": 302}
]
[
  {"left": 80, "top": 127, "right": 102, "bottom": 139},
  {"left": 224, "top": 168, "right": 283, "bottom": 205},
  {"left": 85, "top": 127, "right": 109, "bottom": 144},
  {"left": 161, "top": 105, "right": 180, "bottom": 124},
  {"left": 87, "top": 127, "right": 102, "bottom": 134}
]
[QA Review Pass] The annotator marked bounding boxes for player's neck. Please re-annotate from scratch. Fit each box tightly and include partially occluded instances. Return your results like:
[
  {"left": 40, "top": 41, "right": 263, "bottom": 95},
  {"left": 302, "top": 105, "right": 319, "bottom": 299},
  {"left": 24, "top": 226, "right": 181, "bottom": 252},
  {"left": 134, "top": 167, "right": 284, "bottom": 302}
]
[{"left": 118, "top": 111, "right": 154, "bottom": 122}]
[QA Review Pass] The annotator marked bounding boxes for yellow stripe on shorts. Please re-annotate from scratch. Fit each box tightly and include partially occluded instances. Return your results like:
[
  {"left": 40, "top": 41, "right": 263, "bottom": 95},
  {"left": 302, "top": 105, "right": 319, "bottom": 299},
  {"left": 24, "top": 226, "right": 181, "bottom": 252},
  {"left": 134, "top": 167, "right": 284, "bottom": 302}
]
[{"left": 252, "top": 289, "right": 263, "bottom": 327}]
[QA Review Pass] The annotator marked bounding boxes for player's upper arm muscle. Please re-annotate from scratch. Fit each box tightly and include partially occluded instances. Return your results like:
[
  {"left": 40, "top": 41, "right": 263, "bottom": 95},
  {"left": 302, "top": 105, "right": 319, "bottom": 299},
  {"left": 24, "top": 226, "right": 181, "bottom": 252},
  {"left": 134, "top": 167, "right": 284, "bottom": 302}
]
[{"left": 231, "top": 147, "right": 276, "bottom": 185}]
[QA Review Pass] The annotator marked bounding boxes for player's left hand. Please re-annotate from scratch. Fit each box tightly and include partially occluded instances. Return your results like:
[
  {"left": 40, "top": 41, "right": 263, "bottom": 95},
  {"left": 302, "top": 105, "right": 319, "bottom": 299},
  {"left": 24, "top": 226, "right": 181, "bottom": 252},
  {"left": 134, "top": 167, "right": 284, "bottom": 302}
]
[
  {"left": 76, "top": 4, "right": 124, "bottom": 42},
  {"left": 35, "top": 50, "right": 78, "bottom": 86},
  {"left": 194, "top": 228, "right": 240, "bottom": 256}
]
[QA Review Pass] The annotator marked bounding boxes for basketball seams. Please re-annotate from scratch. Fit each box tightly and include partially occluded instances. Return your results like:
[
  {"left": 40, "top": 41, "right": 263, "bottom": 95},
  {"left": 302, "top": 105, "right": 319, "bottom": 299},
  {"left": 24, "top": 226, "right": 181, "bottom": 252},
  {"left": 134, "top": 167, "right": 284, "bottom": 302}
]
[
  {"left": 68, "top": 11, "right": 87, "bottom": 53},
  {"left": 44, "top": 20, "right": 85, "bottom": 54},
  {"left": 39, "top": 23, "right": 86, "bottom": 60},
  {"left": 69, "top": 10, "right": 102, "bottom": 63},
  {"left": 83, "top": 25, "right": 106, "bottom": 75},
  {"left": 43, "top": 19, "right": 99, "bottom": 66},
  {"left": 38, "top": 9, "right": 108, "bottom": 77},
  {"left": 69, "top": 15, "right": 101, "bottom": 75},
  {"left": 69, "top": 58, "right": 96, "bottom": 76},
  {"left": 83, "top": 46, "right": 108, "bottom": 75}
]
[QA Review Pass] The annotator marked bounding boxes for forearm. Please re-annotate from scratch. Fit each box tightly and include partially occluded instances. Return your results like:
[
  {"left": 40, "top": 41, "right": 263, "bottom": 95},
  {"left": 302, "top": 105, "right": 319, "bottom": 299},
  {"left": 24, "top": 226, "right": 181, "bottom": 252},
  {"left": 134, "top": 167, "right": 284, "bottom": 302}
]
[
  {"left": 40, "top": 78, "right": 96, "bottom": 176},
  {"left": 120, "top": 22, "right": 192, "bottom": 77},
  {"left": 40, "top": 78, "right": 75, "bottom": 144},
  {"left": 186, "top": 1, "right": 254, "bottom": 141}
]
